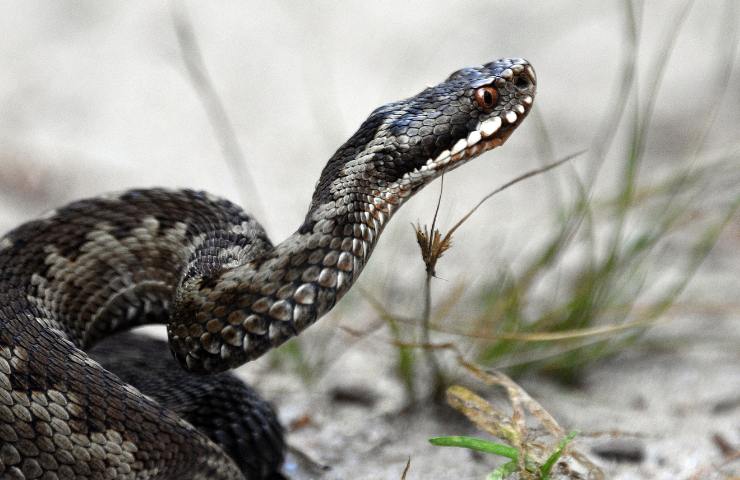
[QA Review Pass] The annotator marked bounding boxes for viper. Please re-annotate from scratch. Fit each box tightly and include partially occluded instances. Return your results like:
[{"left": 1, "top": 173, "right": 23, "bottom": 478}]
[{"left": 0, "top": 58, "right": 535, "bottom": 479}]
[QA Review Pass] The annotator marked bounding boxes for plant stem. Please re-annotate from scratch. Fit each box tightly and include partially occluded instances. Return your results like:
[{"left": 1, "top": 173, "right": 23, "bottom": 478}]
[{"left": 422, "top": 266, "right": 446, "bottom": 401}]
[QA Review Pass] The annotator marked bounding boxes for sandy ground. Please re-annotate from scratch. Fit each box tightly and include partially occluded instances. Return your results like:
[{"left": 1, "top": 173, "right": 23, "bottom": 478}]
[{"left": 0, "top": 1, "right": 738, "bottom": 479}]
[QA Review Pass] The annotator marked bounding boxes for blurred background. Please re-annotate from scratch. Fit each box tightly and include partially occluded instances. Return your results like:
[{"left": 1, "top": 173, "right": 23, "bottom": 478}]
[{"left": 0, "top": 1, "right": 738, "bottom": 479}]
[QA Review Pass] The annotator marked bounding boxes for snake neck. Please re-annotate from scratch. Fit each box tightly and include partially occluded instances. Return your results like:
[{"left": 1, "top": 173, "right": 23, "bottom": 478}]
[
  {"left": 171, "top": 144, "right": 427, "bottom": 373},
  {"left": 170, "top": 57, "right": 537, "bottom": 372}
]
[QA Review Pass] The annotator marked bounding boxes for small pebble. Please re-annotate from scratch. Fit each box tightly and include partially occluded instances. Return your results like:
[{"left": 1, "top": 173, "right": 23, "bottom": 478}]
[
  {"left": 329, "top": 385, "right": 377, "bottom": 407},
  {"left": 591, "top": 438, "right": 645, "bottom": 463}
]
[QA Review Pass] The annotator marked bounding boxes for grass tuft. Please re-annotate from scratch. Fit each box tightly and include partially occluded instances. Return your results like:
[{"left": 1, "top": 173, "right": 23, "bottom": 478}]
[
  {"left": 366, "top": 0, "right": 739, "bottom": 391},
  {"left": 428, "top": 355, "right": 599, "bottom": 479}
]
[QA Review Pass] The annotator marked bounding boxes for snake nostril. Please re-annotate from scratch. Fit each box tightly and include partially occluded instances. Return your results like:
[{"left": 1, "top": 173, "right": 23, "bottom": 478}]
[{"left": 515, "top": 76, "right": 531, "bottom": 90}]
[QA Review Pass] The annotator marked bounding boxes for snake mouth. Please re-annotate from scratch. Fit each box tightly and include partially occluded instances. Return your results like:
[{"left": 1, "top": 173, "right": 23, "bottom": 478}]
[{"left": 420, "top": 94, "right": 534, "bottom": 175}]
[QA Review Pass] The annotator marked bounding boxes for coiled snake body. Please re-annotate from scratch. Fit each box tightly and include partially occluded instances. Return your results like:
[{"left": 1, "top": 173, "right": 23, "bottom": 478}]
[{"left": 0, "top": 58, "right": 535, "bottom": 479}]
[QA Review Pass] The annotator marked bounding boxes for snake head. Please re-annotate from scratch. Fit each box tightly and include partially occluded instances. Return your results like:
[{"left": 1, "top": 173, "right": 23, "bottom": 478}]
[
  {"left": 387, "top": 57, "right": 536, "bottom": 182},
  {"left": 310, "top": 58, "right": 536, "bottom": 212}
]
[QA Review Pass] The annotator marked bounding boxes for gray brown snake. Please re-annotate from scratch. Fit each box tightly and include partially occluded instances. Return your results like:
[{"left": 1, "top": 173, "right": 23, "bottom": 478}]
[{"left": 0, "top": 58, "right": 536, "bottom": 479}]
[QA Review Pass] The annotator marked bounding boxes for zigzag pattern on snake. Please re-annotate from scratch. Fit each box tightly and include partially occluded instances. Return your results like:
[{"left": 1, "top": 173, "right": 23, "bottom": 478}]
[{"left": 0, "top": 58, "right": 536, "bottom": 479}]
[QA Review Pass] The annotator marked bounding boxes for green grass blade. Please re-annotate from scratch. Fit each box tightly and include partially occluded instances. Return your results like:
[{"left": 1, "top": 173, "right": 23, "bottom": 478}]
[
  {"left": 486, "top": 460, "right": 518, "bottom": 480},
  {"left": 428, "top": 436, "right": 519, "bottom": 460},
  {"left": 539, "top": 431, "right": 578, "bottom": 479}
]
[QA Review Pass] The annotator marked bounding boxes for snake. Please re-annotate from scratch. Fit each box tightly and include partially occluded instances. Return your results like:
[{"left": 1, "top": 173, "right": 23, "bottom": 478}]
[{"left": 0, "top": 57, "right": 535, "bottom": 479}]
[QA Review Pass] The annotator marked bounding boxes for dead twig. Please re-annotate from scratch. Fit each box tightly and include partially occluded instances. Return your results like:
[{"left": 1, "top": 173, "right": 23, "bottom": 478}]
[{"left": 446, "top": 150, "right": 586, "bottom": 241}]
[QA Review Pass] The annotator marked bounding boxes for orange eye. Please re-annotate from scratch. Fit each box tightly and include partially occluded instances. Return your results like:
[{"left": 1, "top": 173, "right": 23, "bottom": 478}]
[{"left": 474, "top": 86, "right": 498, "bottom": 109}]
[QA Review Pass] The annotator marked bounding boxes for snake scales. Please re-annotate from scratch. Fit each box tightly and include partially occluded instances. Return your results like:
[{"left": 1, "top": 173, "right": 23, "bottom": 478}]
[{"left": 0, "top": 58, "right": 535, "bottom": 479}]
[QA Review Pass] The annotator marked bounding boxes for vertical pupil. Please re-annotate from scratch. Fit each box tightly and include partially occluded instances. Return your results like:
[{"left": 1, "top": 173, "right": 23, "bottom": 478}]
[{"left": 483, "top": 90, "right": 493, "bottom": 105}]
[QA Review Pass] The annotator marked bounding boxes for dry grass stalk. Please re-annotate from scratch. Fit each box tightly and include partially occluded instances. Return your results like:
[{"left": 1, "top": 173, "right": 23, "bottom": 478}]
[{"left": 411, "top": 153, "right": 583, "bottom": 401}]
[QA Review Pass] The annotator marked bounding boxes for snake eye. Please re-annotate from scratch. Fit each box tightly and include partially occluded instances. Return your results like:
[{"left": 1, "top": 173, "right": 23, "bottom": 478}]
[{"left": 474, "top": 86, "right": 498, "bottom": 110}]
